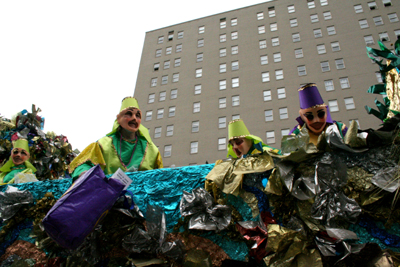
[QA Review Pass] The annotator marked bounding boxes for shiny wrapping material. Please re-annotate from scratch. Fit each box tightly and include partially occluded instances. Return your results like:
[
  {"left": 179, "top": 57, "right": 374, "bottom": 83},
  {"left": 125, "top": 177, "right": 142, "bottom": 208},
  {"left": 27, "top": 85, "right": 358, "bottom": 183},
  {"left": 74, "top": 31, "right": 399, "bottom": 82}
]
[
  {"left": 325, "top": 124, "right": 368, "bottom": 153},
  {"left": 385, "top": 63, "right": 400, "bottom": 118},
  {"left": 239, "top": 189, "right": 259, "bottom": 218},
  {"left": 205, "top": 153, "right": 274, "bottom": 196},
  {"left": 371, "top": 166, "right": 400, "bottom": 193},
  {"left": 0, "top": 240, "right": 47, "bottom": 265},
  {"left": 344, "top": 120, "right": 368, "bottom": 148},
  {"left": 344, "top": 166, "right": 374, "bottom": 202},
  {"left": 180, "top": 187, "right": 231, "bottom": 231},
  {"left": 0, "top": 186, "right": 33, "bottom": 221}
]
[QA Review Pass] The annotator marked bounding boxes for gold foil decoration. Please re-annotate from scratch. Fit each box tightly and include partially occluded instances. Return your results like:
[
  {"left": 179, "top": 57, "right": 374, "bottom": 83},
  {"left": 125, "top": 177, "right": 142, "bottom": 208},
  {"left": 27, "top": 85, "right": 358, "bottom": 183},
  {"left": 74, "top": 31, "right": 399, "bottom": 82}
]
[
  {"left": 264, "top": 169, "right": 283, "bottom": 196},
  {"left": 239, "top": 189, "right": 259, "bottom": 218},
  {"left": 344, "top": 120, "right": 368, "bottom": 148},
  {"left": 296, "top": 200, "right": 324, "bottom": 233},
  {"left": 385, "top": 60, "right": 400, "bottom": 118}
]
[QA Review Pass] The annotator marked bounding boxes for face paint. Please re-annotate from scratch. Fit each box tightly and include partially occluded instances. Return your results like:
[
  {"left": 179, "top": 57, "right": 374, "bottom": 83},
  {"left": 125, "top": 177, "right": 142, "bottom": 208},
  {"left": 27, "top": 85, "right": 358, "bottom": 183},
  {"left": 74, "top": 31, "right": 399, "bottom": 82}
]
[
  {"left": 11, "top": 148, "right": 30, "bottom": 166},
  {"left": 230, "top": 138, "right": 252, "bottom": 158},
  {"left": 300, "top": 106, "right": 328, "bottom": 135},
  {"left": 117, "top": 108, "right": 142, "bottom": 133}
]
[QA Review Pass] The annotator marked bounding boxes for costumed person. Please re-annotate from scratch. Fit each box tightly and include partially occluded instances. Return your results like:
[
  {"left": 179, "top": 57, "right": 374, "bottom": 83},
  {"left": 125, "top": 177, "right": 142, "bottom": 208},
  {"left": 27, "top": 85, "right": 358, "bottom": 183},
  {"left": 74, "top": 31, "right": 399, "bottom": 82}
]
[
  {"left": 68, "top": 97, "right": 163, "bottom": 179},
  {"left": 290, "top": 83, "right": 347, "bottom": 145},
  {"left": 227, "top": 119, "right": 281, "bottom": 158},
  {"left": 0, "top": 139, "right": 37, "bottom": 185}
]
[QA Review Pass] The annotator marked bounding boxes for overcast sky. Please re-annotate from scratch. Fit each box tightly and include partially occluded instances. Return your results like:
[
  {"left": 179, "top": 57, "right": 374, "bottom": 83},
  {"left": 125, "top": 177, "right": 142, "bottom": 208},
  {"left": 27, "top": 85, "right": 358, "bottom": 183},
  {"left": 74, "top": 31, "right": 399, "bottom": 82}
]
[{"left": 0, "top": 0, "right": 266, "bottom": 152}]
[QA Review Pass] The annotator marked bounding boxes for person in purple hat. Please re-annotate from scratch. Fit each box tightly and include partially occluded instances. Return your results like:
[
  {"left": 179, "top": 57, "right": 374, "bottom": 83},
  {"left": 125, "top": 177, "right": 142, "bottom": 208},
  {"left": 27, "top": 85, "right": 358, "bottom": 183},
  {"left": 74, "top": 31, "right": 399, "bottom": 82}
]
[{"left": 290, "top": 83, "right": 347, "bottom": 145}]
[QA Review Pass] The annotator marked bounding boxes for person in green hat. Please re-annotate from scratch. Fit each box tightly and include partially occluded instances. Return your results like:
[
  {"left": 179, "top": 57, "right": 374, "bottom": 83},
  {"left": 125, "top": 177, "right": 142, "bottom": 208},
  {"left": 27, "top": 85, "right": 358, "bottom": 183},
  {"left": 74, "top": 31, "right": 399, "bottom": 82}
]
[
  {"left": 227, "top": 119, "right": 281, "bottom": 158},
  {"left": 0, "top": 139, "right": 37, "bottom": 185},
  {"left": 69, "top": 97, "right": 163, "bottom": 179}
]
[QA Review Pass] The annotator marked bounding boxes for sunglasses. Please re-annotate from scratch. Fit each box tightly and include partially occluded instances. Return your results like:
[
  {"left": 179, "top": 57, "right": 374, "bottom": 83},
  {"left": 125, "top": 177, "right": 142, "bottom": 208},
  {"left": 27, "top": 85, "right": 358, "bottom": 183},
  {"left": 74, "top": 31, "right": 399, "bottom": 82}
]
[
  {"left": 12, "top": 149, "right": 28, "bottom": 156},
  {"left": 303, "top": 110, "right": 325, "bottom": 121},
  {"left": 229, "top": 138, "right": 244, "bottom": 146}
]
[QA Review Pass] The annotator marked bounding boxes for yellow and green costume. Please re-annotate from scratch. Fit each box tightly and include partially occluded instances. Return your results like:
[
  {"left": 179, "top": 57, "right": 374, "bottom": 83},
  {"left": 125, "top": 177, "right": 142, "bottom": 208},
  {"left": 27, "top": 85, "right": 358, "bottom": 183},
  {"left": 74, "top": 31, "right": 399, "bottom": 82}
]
[
  {"left": 68, "top": 97, "right": 163, "bottom": 179},
  {"left": 0, "top": 139, "right": 37, "bottom": 185}
]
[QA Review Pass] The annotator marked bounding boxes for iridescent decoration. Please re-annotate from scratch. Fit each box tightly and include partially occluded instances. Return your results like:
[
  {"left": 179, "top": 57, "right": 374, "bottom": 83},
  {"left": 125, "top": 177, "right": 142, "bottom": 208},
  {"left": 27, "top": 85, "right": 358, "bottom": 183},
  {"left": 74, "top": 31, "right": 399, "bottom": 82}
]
[
  {"left": 0, "top": 186, "right": 33, "bottom": 221},
  {"left": 359, "top": 216, "right": 400, "bottom": 248}
]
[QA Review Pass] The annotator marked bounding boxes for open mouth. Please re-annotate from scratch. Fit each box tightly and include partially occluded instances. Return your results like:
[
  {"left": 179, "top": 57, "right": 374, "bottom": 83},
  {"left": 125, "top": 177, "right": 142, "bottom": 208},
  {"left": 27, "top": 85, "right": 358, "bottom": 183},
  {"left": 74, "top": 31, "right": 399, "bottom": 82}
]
[
  {"left": 128, "top": 121, "right": 138, "bottom": 128},
  {"left": 310, "top": 122, "right": 325, "bottom": 130},
  {"left": 234, "top": 148, "right": 242, "bottom": 157}
]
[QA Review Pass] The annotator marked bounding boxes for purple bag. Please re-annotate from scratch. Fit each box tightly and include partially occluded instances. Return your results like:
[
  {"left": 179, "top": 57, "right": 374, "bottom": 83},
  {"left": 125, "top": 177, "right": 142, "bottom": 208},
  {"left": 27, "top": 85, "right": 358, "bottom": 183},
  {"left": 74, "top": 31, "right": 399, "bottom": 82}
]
[{"left": 42, "top": 165, "right": 125, "bottom": 249}]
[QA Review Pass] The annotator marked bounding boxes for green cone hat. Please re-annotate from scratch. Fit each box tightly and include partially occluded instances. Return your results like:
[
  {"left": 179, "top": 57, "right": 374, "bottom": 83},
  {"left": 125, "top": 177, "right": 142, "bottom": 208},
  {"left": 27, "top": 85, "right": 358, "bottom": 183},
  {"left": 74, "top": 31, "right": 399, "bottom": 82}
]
[{"left": 13, "top": 139, "right": 30, "bottom": 154}]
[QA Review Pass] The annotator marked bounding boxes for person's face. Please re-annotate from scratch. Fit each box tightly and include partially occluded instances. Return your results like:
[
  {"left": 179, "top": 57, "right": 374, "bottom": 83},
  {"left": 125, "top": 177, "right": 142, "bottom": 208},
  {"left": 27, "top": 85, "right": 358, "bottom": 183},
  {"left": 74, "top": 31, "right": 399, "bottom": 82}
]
[
  {"left": 11, "top": 148, "right": 30, "bottom": 166},
  {"left": 299, "top": 106, "right": 327, "bottom": 135},
  {"left": 229, "top": 138, "right": 253, "bottom": 158},
  {"left": 117, "top": 108, "right": 142, "bottom": 133}
]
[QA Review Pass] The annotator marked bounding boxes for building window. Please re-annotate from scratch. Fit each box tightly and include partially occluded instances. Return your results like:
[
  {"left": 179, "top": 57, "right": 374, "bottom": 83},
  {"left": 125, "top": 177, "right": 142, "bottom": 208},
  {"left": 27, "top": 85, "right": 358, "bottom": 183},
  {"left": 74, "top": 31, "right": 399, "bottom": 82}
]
[
  {"left": 168, "top": 31, "right": 174, "bottom": 41},
  {"left": 262, "top": 72, "right": 270, "bottom": 82},
  {"left": 174, "top": 58, "right": 181, "bottom": 67},
  {"left": 292, "top": 33, "right": 301, "bottom": 42},
  {"left": 151, "top": 78, "right": 157, "bottom": 87},
  {"left": 320, "top": 0, "right": 328, "bottom": 6},
  {"left": 344, "top": 97, "right": 355, "bottom": 110},
  {"left": 161, "top": 75, "right": 168, "bottom": 85},
  {"left": 193, "top": 102, "right": 200, "bottom": 113},
  {"left": 290, "top": 18, "right": 298, "bottom": 27},
  {"left": 220, "top": 48, "right": 227, "bottom": 57},
  {"left": 364, "top": 35, "right": 374, "bottom": 45},
  {"left": 156, "top": 49, "right": 162, "bottom": 57},
  {"left": 261, "top": 55, "right": 268, "bottom": 65},
  {"left": 395, "top": 29, "right": 400, "bottom": 39},
  {"left": 170, "top": 89, "right": 177, "bottom": 99},
  {"left": 158, "top": 36, "right": 164, "bottom": 44},
  {"left": 279, "top": 107, "right": 288, "bottom": 119},
  {"left": 281, "top": 129, "right": 290, "bottom": 136},
  {"left": 327, "top": 26, "right": 336, "bottom": 35},
  {"left": 259, "top": 40, "right": 267, "bottom": 49},
  {"left": 231, "top": 61, "right": 239, "bottom": 71},
  {"left": 218, "top": 117, "right": 226, "bottom": 128},
  {"left": 157, "top": 108, "right": 164, "bottom": 119},
  {"left": 232, "top": 95, "right": 240, "bottom": 106},
  {"left": 308, "top": 1, "right": 315, "bottom": 9},
  {"left": 197, "top": 53, "right": 203, "bottom": 62},
  {"left": 220, "top": 18, "right": 226, "bottom": 29},
  {"left": 314, "top": 28, "right": 322, "bottom": 38},
  {"left": 373, "top": 16, "right": 384, "bottom": 26},
  {"left": 298, "top": 65, "right": 307, "bottom": 76},
  {"left": 231, "top": 45, "right": 238, "bottom": 55},
  {"left": 232, "top": 77, "right": 239, "bottom": 88},
  {"left": 168, "top": 106, "right": 176, "bottom": 117},
  {"left": 164, "top": 61, "right": 170, "bottom": 69},
  {"left": 273, "top": 52, "right": 282, "bottom": 62},
  {"left": 199, "top": 26, "right": 205, "bottom": 34},
  {"left": 368, "top": 2, "right": 377, "bottom": 10},
  {"left": 220, "top": 34, "right": 226, "bottom": 42},
  {"left": 288, "top": 5, "right": 295, "bottom": 13},
  {"left": 331, "top": 41, "right": 340, "bottom": 52},
  {"left": 266, "top": 131, "right": 275, "bottom": 144},
  {"left": 382, "top": 0, "right": 392, "bottom": 7},
  {"left": 317, "top": 44, "right": 326, "bottom": 54},
  {"left": 323, "top": 11, "right": 332, "bottom": 20},
  {"left": 176, "top": 44, "right": 182, "bottom": 53},
  {"left": 159, "top": 91, "right": 166, "bottom": 101},
  {"left": 379, "top": 32, "right": 390, "bottom": 42},
  {"left": 265, "top": 110, "right": 273, "bottom": 122},
  {"left": 232, "top": 114, "right": 240, "bottom": 120},
  {"left": 354, "top": 4, "right": 363, "bottom": 13},
  {"left": 376, "top": 72, "right": 383, "bottom": 83},
  {"left": 231, "top": 18, "right": 238, "bottom": 26},
  {"left": 177, "top": 31, "right": 184, "bottom": 39},
  {"left": 277, "top": 88, "right": 286, "bottom": 99},
  {"left": 310, "top": 14, "right": 319, "bottom": 23},
  {"left": 340, "top": 77, "right": 350, "bottom": 89},
  {"left": 258, "top": 25, "right": 266, "bottom": 34},
  {"left": 328, "top": 99, "right": 339, "bottom": 112},
  {"left": 321, "top": 61, "right": 330, "bottom": 72},
  {"left": 231, "top": 31, "right": 238, "bottom": 40},
  {"left": 270, "top": 23, "right": 277, "bottom": 31},
  {"left": 218, "top": 138, "right": 226, "bottom": 150},
  {"left": 194, "top": 84, "right": 202, "bottom": 95},
  {"left": 264, "top": 90, "right": 272, "bottom": 101},
  {"left": 192, "top": 121, "right": 199, "bottom": 132},
  {"left": 220, "top": 63, "right": 226, "bottom": 73},
  {"left": 295, "top": 48, "right": 303, "bottom": 58},
  {"left": 145, "top": 111, "right": 152, "bottom": 121},
  {"left": 359, "top": 19, "right": 369, "bottom": 29},
  {"left": 166, "top": 46, "right": 172, "bottom": 55},
  {"left": 172, "top": 73, "right": 179, "bottom": 83},
  {"left": 196, "top": 68, "right": 202, "bottom": 78},
  {"left": 219, "top": 97, "right": 226, "bottom": 109},
  {"left": 219, "top": 80, "right": 226, "bottom": 90},
  {"left": 166, "top": 125, "right": 174, "bottom": 136},
  {"left": 268, "top": 6, "right": 275, "bottom": 17},
  {"left": 198, "top": 39, "right": 204, "bottom": 47},
  {"left": 154, "top": 127, "right": 162, "bottom": 138},
  {"left": 271, "top": 37, "right": 280, "bottom": 46},
  {"left": 324, "top": 80, "right": 334, "bottom": 91},
  {"left": 257, "top": 12, "right": 264, "bottom": 20},
  {"left": 388, "top": 13, "right": 399, "bottom": 23},
  {"left": 148, "top": 93, "right": 155, "bottom": 103},
  {"left": 275, "top": 69, "right": 284, "bottom": 80},
  {"left": 335, "top": 58, "right": 345, "bottom": 69},
  {"left": 190, "top": 142, "right": 198, "bottom": 154},
  {"left": 164, "top": 145, "right": 171, "bottom": 157},
  {"left": 153, "top": 63, "right": 160, "bottom": 71}
]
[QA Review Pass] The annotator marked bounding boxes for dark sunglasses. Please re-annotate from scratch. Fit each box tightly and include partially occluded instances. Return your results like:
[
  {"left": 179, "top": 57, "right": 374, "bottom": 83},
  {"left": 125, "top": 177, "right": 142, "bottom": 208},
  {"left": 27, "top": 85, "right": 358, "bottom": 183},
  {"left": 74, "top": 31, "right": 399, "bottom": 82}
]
[
  {"left": 229, "top": 138, "right": 244, "bottom": 146},
  {"left": 303, "top": 110, "right": 325, "bottom": 121},
  {"left": 12, "top": 149, "right": 28, "bottom": 156}
]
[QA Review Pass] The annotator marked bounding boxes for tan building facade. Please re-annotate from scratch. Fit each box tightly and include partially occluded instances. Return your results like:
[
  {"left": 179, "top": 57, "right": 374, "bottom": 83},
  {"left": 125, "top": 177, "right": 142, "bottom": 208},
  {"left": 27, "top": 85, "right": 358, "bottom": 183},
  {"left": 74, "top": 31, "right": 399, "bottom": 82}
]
[{"left": 134, "top": 0, "right": 399, "bottom": 167}]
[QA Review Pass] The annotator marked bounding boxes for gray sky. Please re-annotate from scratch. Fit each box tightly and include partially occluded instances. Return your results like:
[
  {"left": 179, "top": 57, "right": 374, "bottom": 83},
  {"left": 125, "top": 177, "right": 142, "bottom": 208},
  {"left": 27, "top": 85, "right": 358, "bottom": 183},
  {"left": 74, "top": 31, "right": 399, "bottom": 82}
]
[{"left": 0, "top": 0, "right": 266, "bottom": 151}]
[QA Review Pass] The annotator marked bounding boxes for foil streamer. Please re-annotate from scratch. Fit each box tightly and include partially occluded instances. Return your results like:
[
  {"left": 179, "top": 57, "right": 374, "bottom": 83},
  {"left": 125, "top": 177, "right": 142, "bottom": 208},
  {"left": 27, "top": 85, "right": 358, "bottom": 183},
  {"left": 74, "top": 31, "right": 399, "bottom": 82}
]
[
  {"left": 311, "top": 155, "right": 362, "bottom": 227},
  {"left": 371, "top": 166, "right": 400, "bottom": 193},
  {"left": 325, "top": 124, "right": 368, "bottom": 153},
  {"left": 0, "top": 186, "right": 33, "bottom": 221},
  {"left": 180, "top": 187, "right": 231, "bottom": 231}
]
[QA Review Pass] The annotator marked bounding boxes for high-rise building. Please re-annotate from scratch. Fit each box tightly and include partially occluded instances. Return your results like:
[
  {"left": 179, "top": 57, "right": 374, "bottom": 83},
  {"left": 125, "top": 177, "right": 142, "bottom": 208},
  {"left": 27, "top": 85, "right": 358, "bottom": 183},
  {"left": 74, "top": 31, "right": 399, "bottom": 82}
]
[{"left": 134, "top": 0, "right": 399, "bottom": 167}]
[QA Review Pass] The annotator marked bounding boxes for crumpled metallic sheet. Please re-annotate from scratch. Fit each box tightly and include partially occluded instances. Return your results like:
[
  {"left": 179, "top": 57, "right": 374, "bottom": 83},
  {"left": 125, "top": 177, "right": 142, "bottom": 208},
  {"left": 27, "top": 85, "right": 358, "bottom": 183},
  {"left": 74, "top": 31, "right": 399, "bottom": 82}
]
[
  {"left": 238, "top": 189, "right": 259, "bottom": 218},
  {"left": 206, "top": 153, "right": 274, "bottom": 196},
  {"left": 242, "top": 169, "right": 272, "bottom": 189},
  {"left": 296, "top": 200, "right": 324, "bottom": 233},
  {"left": 325, "top": 124, "right": 368, "bottom": 153},
  {"left": 199, "top": 232, "right": 248, "bottom": 262},
  {"left": 180, "top": 187, "right": 231, "bottom": 231},
  {"left": 344, "top": 166, "right": 374, "bottom": 204},
  {"left": 385, "top": 62, "right": 400, "bottom": 118},
  {"left": 281, "top": 127, "right": 310, "bottom": 154},
  {"left": 359, "top": 216, "right": 400, "bottom": 248},
  {"left": 0, "top": 186, "right": 33, "bottom": 221},
  {"left": 344, "top": 120, "right": 368, "bottom": 148},
  {"left": 0, "top": 240, "right": 46, "bottom": 265},
  {"left": 311, "top": 155, "right": 362, "bottom": 227},
  {"left": 242, "top": 185, "right": 270, "bottom": 214},
  {"left": 371, "top": 166, "right": 400, "bottom": 193},
  {"left": 264, "top": 169, "right": 283, "bottom": 196}
]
